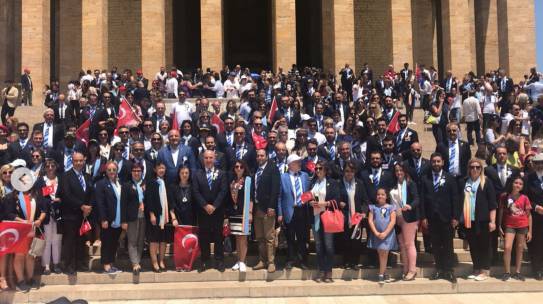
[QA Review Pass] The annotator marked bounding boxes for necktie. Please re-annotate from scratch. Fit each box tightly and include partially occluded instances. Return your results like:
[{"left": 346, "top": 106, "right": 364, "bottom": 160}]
[
  {"left": 227, "top": 133, "right": 233, "bottom": 146},
  {"left": 433, "top": 174, "right": 440, "bottom": 192},
  {"left": 236, "top": 145, "right": 243, "bottom": 160},
  {"left": 151, "top": 150, "right": 157, "bottom": 160},
  {"left": 44, "top": 124, "right": 50, "bottom": 147},
  {"left": 415, "top": 159, "right": 421, "bottom": 175},
  {"left": 329, "top": 144, "right": 335, "bottom": 160},
  {"left": 123, "top": 145, "right": 129, "bottom": 159},
  {"left": 499, "top": 166, "right": 506, "bottom": 186},
  {"left": 66, "top": 149, "right": 73, "bottom": 170},
  {"left": 59, "top": 106, "right": 63, "bottom": 119},
  {"left": 294, "top": 175, "right": 302, "bottom": 206},
  {"left": 255, "top": 167, "right": 263, "bottom": 190},
  {"left": 372, "top": 170, "right": 379, "bottom": 187},
  {"left": 78, "top": 172, "right": 86, "bottom": 191},
  {"left": 449, "top": 141, "right": 456, "bottom": 175},
  {"left": 206, "top": 169, "right": 213, "bottom": 189}
]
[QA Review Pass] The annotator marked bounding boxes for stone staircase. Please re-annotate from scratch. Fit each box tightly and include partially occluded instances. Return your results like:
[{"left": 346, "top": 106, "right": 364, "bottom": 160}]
[{"left": 1, "top": 236, "right": 541, "bottom": 303}]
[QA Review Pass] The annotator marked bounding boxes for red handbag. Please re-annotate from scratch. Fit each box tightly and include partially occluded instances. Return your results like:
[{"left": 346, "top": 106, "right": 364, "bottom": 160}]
[
  {"left": 350, "top": 212, "right": 364, "bottom": 226},
  {"left": 79, "top": 217, "right": 92, "bottom": 236},
  {"left": 300, "top": 192, "right": 313, "bottom": 204},
  {"left": 320, "top": 200, "right": 344, "bottom": 233},
  {"left": 222, "top": 223, "right": 231, "bottom": 237}
]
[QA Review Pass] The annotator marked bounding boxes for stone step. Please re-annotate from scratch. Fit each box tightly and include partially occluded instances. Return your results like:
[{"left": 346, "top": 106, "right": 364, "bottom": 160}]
[
  {"left": 6, "top": 277, "right": 543, "bottom": 303},
  {"left": 38, "top": 262, "right": 533, "bottom": 286}
]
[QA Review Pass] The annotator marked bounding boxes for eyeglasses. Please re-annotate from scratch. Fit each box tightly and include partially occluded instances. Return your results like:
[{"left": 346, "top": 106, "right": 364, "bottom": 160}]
[
  {"left": 133, "top": 148, "right": 144, "bottom": 152},
  {"left": 119, "top": 131, "right": 129, "bottom": 134},
  {"left": 106, "top": 168, "right": 117, "bottom": 172},
  {"left": 234, "top": 132, "right": 244, "bottom": 135},
  {"left": 469, "top": 166, "right": 482, "bottom": 170},
  {"left": 234, "top": 165, "right": 244, "bottom": 169},
  {"left": 315, "top": 167, "right": 323, "bottom": 171},
  {"left": 2, "top": 171, "right": 13, "bottom": 175},
  {"left": 18, "top": 129, "right": 28, "bottom": 133},
  {"left": 99, "top": 133, "right": 108, "bottom": 137},
  {"left": 254, "top": 123, "right": 263, "bottom": 126},
  {"left": 32, "top": 155, "right": 41, "bottom": 159}
]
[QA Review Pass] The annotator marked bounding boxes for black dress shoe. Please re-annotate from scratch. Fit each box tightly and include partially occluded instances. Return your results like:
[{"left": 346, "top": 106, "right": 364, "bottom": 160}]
[
  {"left": 52, "top": 264, "right": 62, "bottom": 274},
  {"left": 446, "top": 272, "right": 457, "bottom": 284},
  {"left": 343, "top": 263, "right": 353, "bottom": 270},
  {"left": 198, "top": 262, "right": 207, "bottom": 273},
  {"left": 429, "top": 271, "right": 441, "bottom": 280},
  {"left": 299, "top": 263, "right": 310, "bottom": 270},
  {"left": 65, "top": 267, "right": 77, "bottom": 276},
  {"left": 216, "top": 261, "right": 225, "bottom": 273},
  {"left": 285, "top": 261, "right": 294, "bottom": 270}
]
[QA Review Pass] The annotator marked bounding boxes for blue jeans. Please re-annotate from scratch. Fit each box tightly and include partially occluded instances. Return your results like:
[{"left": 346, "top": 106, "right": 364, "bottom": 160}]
[{"left": 313, "top": 224, "right": 335, "bottom": 272}]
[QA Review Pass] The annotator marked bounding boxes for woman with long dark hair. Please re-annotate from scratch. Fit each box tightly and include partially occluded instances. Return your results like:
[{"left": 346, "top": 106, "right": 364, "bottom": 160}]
[{"left": 170, "top": 166, "right": 196, "bottom": 226}]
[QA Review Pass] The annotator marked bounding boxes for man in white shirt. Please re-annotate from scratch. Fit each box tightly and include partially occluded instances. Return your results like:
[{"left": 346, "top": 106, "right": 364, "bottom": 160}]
[
  {"left": 155, "top": 67, "right": 167, "bottom": 84},
  {"left": 462, "top": 91, "right": 482, "bottom": 145},
  {"left": 165, "top": 72, "right": 179, "bottom": 98},
  {"left": 224, "top": 72, "right": 240, "bottom": 99},
  {"left": 170, "top": 91, "right": 195, "bottom": 125}
]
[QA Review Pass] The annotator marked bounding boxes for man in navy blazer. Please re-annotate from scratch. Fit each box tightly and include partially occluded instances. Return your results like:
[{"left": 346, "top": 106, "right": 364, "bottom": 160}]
[
  {"left": 157, "top": 129, "right": 196, "bottom": 183},
  {"left": 278, "top": 154, "right": 311, "bottom": 269},
  {"left": 192, "top": 150, "right": 228, "bottom": 272}
]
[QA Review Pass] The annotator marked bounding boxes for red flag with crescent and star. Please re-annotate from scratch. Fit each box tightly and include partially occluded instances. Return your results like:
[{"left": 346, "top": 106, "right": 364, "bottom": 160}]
[
  {"left": 211, "top": 114, "right": 225, "bottom": 134},
  {"left": 75, "top": 118, "right": 91, "bottom": 145},
  {"left": 0, "top": 222, "right": 33, "bottom": 256},
  {"left": 173, "top": 225, "right": 200, "bottom": 271},
  {"left": 116, "top": 98, "right": 141, "bottom": 130},
  {"left": 386, "top": 111, "right": 401, "bottom": 134}
]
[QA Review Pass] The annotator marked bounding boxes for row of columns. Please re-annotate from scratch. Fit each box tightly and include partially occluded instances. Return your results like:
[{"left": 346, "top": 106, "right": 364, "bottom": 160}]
[{"left": 0, "top": 0, "right": 536, "bottom": 95}]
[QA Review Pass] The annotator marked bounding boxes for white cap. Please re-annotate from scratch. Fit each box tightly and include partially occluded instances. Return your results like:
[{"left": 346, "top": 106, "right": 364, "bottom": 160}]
[
  {"left": 287, "top": 154, "right": 302, "bottom": 165},
  {"left": 10, "top": 159, "right": 26, "bottom": 168},
  {"left": 300, "top": 114, "right": 311, "bottom": 121},
  {"left": 533, "top": 153, "right": 543, "bottom": 162}
]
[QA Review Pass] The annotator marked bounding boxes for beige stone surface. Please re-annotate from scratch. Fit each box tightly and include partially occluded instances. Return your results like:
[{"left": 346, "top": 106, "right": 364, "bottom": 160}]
[
  {"left": 200, "top": 0, "right": 223, "bottom": 72},
  {"left": 21, "top": 0, "right": 50, "bottom": 94},
  {"left": 141, "top": 0, "right": 166, "bottom": 77},
  {"left": 440, "top": 0, "right": 476, "bottom": 76},
  {"left": 58, "top": 0, "right": 82, "bottom": 87},
  {"left": 475, "top": 0, "right": 499, "bottom": 75},
  {"left": 411, "top": 0, "right": 438, "bottom": 69},
  {"left": 0, "top": 0, "right": 22, "bottom": 85},
  {"left": 497, "top": 0, "right": 536, "bottom": 81},
  {"left": 391, "top": 0, "right": 413, "bottom": 71},
  {"left": 107, "top": 0, "right": 142, "bottom": 72},
  {"left": 272, "top": 0, "right": 296, "bottom": 73},
  {"left": 323, "top": 0, "right": 355, "bottom": 74},
  {"left": 82, "top": 0, "right": 108, "bottom": 71}
]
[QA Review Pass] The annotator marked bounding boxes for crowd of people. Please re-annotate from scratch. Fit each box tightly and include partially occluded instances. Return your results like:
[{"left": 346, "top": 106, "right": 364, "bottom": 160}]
[{"left": 0, "top": 61, "right": 542, "bottom": 293}]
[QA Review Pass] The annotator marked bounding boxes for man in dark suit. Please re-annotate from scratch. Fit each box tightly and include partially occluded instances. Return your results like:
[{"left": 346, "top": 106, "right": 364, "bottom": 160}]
[
  {"left": 381, "top": 136, "right": 402, "bottom": 171},
  {"left": 51, "top": 131, "right": 86, "bottom": 172},
  {"left": 333, "top": 92, "right": 350, "bottom": 123},
  {"left": 382, "top": 96, "right": 398, "bottom": 125},
  {"left": 192, "top": 150, "right": 228, "bottom": 272},
  {"left": 33, "top": 108, "right": 64, "bottom": 151},
  {"left": 252, "top": 149, "right": 281, "bottom": 272},
  {"left": 215, "top": 116, "right": 235, "bottom": 153},
  {"left": 226, "top": 126, "right": 256, "bottom": 171},
  {"left": 302, "top": 139, "right": 321, "bottom": 179},
  {"left": 317, "top": 127, "right": 338, "bottom": 161},
  {"left": 498, "top": 68, "right": 514, "bottom": 98},
  {"left": 441, "top": 70, "right": 457, "bottom": 96},
  {"left": 394, "top": 114, "right": 418, "bottom": 157},
  {"left": 525, "top": 154, "right": 543, "bottom": 280},
  {"left": 129, "top": 141, "right": 154, "bottom": 181},
  {"left": 198, "top": 135, "right": 228, "bottom": 171},
  {"left": 144, "top": 133, "right": 163, "bottom": 164},
  {"left": 58, "top": 151, "right": 93, "bottom": 275},
  {"left": 150, "top": 101, "right": 171, "bottom": 133},
  {"left": 8, "top": 122, "right": 31, "bottom": 160},
  {"left": 484, "top": 146, "right": 521, "bottom": 264},
  {"left": 53, "top": 94, "right": 74, "bottom": 126},
  {"left": 330, "top": 141, "right": 361, "bottom": 179},
  {"left": 435, "top": 122, "right": 471, "bottom": 180},
  {"left": 273, "top": 95, "right": 301, "bottom": 130},
  {"left": 359, "top": 151, "right": 394, "bottom": 202},
  {"left": 420, "top": 152, "right": 460, "bottom": 283},
  {"left": 157, "top": 129, "right": 197, "bottom": 183},
  {"left": 20, "top": 67, "right": 33, "bottom": 106}
]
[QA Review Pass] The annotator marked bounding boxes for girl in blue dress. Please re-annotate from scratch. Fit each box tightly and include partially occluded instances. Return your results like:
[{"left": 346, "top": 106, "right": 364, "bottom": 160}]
[{"left": 368, "top": 188, "right": 398, "bottom": 283}]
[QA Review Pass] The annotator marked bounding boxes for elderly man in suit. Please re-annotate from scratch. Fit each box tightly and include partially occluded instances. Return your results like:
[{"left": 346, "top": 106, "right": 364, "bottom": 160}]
[
  {"left": 157, "top": 129, "right": 197, "bottom": 183},
  {"left": 33, "top": 108, "right": 64, "bottom": 151},
  {"left": 20, "top": 68, "right": 33, "bottom": 106},
  {"left": 278, "top": 154, "right": 311, "bottom": 270},
  {"left": 192, "top": 150, "right": 228, "bottom": 272},
  {"left": 252, "top": 149, "right": 281, "bottom": 272},
  {"left": 436, "top": 122, "right": 471, "bottom": 181},
  {"left": 58, "top": 151, "right": 93, "bottom": 275}
]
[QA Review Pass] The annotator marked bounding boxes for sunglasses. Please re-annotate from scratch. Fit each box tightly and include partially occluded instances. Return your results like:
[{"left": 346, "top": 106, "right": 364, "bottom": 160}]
[
  {"left": 254, "top": 123, "right": 263, "bottom": 126},
  {"left": 32, "top": 155, "right": 41, "bottom": 159},
  {"left": 234, "top": 165, "right": 244, "bottom": 169},
  {"left": 18, "top": 129, "right": 28, "bottom": 132},
  {"left": 119, "top": 131, "right": 129, "bottom": 134},
  {"left": 234, "top": 132, "right": 244, "bottom": 135},
  {"left": 106, "top": 168, "right": 117, "bottom": 172},
  {"left": 133, "top": 148, "right": 144, "bottom": 152},
  {"left": 2, "top": 171, "right": 13, "bottom": 175},
  {"left": 315, "top": 167, "right": 323, "bottom": 171},
  {"left": 469, "top": 166, "right": 482, "bottom": 170}
]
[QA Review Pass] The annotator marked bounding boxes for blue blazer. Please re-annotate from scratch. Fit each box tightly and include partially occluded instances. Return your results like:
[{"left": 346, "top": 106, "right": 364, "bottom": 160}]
[
  {"left": 95, "top": 178, "right": 121, "bottom": 224},
  {"left": 157, "top": 144, "right": 197, "bottom": 183},
  {"left": 278, "top": 171, "right": 310, "bottom": 224}
]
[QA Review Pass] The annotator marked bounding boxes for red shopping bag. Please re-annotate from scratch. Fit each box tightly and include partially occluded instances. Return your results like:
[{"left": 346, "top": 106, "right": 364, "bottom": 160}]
[
  {"left": 320, "top": 200, "right": 344, "bottom": 233},
  {"left": 79, "top": 217, "right": 92, "bottom": 236}
]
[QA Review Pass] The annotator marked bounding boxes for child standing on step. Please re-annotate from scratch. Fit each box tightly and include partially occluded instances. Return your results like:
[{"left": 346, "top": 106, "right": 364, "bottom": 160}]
[
  {"left": 498, "top": 176, "right": 532, "bottom": 281},
  {"left": 368, "top": 188, "right": 398, "bottom": 284}
]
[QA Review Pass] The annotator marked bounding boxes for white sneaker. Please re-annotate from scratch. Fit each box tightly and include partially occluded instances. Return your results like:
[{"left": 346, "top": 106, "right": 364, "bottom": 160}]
[
  {"left": 467, "top": 274, "right": 477, "bottom": 280},
  {"left": 475, "top": 274, "right": 488, "bottom": 281},
  {"left": 239, "top": 262, "right": 247, "bottom": 272},
  {"left": 231, "top": 262, "right": 240, "bottom": 271}
]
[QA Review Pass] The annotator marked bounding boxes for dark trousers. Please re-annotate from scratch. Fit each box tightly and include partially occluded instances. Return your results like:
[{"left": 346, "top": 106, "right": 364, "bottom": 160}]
[
  {"left": 432, "top": 124, "right": 446, "bottom": 145},
  {"left": 465, "top": 222, "right": 491, "bottom": 270},
  {"left": 482, "top": 113, "right": 494, "bottom": 131},
  {"left": 466, "top": 120, "right": 482, "bottom": 145},
  {"left": 100, "top": 226, "right": 121, "bottom": 265},
  {"left": 342, "top": 225, "right": 362, "bottom": 266},
  {"left": 61, "top": 219, "right": 86, "bottom": 270},
  {"left": 198, "top": 214, "right": 224, "bottom": 262},
  {"left": 528, "top": 216, "right": 543, "bottom": 273},
  {"left": 405, "top": 100, "right": 415, "bottom": 122},
  {"left": 285, "top": 207, "right": 310, "bottom": 263},
  {"left": 429, "top": 217, "right": 455, "bottom": 272},
  {"left": 1, "top": 103, "right": 15, "bottom": 125}
]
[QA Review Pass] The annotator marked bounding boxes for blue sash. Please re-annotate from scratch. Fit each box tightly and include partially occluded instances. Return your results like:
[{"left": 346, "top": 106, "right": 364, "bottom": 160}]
[{"left": 241, "top": 177, "right": 252, "bottom": 235}]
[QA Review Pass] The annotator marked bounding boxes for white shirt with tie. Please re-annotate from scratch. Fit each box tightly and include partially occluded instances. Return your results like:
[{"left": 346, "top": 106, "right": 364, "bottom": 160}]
[
  {"left": 43, "top": 123, "right": 54, "bottom": 148},
  {"left": 448, "top": 140, "right": 460, "bottom": 176}
]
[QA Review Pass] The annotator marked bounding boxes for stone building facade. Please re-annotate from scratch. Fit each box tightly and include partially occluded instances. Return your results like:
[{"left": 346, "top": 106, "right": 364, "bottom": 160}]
[{"left": 0, "top": 0, "right": 537, "bottom": 93}]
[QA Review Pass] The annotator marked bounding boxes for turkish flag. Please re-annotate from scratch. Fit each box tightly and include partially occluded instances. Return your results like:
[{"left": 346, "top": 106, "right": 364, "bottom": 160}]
[
  {"left": 170, "top": 111, "right": 179, "bottom": 131},
  {"left": 268, "top": 96, "right": 278, "bottom": 124},
  {"left": 211, "top": 114, "right": 225, "bottom": 134},
  {"left": 305, "top": 160, "right": 316, "bottom": 172},
  {"left": 41, "top": 185, "right": 55, "bottom": 196},
  {"left": 76, "top": 119, "right": 91, "bottom": 145},
  {"left": 0, "top": 222, "right": 33, "bottom": 256},
  {"left": 252, "top": 132, "right": 267, "bottom": 150},
  {"left": 116, "top": 98, "right": 141, "bottom": 130},
  {"left": 386, "top": 111, "right": 401, "bottom": 134},
  {"left": 173, "top": 225, "right": 200, "bottom": 271}
]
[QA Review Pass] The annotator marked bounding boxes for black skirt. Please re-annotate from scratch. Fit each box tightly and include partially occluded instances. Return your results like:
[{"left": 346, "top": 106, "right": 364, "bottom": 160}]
[{"left": 146, "top": 222, "right": 173, "bottom": 243}]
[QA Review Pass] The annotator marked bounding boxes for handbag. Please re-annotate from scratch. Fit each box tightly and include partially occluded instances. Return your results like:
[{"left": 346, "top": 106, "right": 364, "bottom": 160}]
[
  {"left": 424, "top": 113, "right": 440, "bottom": 125},
  {"left": 350, "top": 212, "right": 364, "bottom": 226},
  {"left": 320, "top": 200, "right": 344, "bottom": 233},
  {"left": 29, "top": 227, "right": 45, "bottom": 257},
  {"left": 222, "top": 222, "right": 231, "bottom": 237},
  {"left": 79, "top": 217, "right": 92, "bottom": 236}
]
